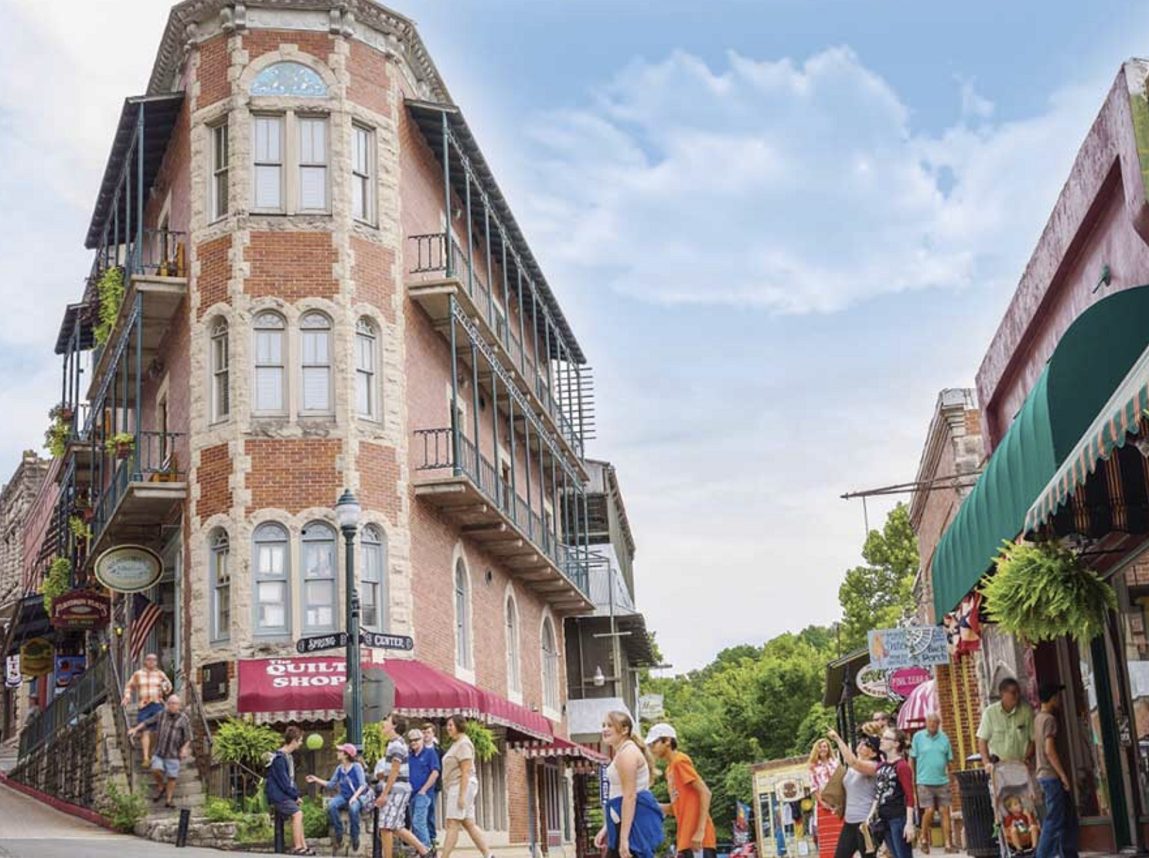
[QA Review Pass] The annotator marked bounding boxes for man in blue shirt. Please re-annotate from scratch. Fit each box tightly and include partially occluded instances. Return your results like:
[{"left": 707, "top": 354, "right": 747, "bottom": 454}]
[
  {"left": 910, "top": 712, "right": 956, "bottom": 853},
  {"left": 408, "top": 727, "right": 441, "bottom": 849}
]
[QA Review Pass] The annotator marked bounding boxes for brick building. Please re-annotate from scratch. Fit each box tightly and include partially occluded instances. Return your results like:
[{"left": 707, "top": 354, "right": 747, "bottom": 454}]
[{"left": 10, "top": 1, "right": 622, "bottom": 851}]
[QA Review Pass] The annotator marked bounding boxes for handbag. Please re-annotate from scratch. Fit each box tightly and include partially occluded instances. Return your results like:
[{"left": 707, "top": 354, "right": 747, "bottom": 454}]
[{"left": 820, "top": 763, "right": 847, "bottom": 818}]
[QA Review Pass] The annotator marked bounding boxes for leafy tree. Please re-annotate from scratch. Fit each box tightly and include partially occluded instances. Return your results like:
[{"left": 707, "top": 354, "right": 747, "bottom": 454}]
[{"left": 837, "top": 504, "right": 919, "bottom": 650}]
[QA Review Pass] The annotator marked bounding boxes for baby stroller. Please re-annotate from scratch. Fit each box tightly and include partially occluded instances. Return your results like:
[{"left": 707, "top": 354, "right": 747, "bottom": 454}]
[{"left": 991, "top": 760, "right": 1041, "bottom": 858}]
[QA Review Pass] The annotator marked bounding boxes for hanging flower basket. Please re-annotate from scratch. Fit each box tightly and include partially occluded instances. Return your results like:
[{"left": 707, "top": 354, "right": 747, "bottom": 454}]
[
  {"left": 981, "top": 540, "right": 1116, "bottom": 642},
  {"left": 106, "top": 433, "right": 135, "bottom": 460}
]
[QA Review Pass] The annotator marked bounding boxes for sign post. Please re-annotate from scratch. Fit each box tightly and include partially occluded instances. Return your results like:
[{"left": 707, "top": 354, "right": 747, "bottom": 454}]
[{"left": 296, "top": 632, "right": 349, "bottom": 655}]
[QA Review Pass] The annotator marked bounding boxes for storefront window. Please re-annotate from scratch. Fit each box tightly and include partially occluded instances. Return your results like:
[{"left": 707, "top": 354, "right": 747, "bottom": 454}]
[
  {"left": 1118, "top": 560, "right": 1149, "bottom": 812},
  {"left": 1070, "top": 638, "right": 1112, "bottom": 818}
]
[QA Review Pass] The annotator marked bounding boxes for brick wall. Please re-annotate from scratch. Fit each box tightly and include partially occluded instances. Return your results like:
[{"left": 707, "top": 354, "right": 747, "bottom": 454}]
[
  {"left": 246, "top": 232, "right": 338, "bottom": 301},
  {"left": 197, "top": 34, "right": 231, "bottom": 109},
  {"left": 358, "top": 442, "right": 400, "bottom": 527},
  {"left": 243, "top": 29, "right": 334, "bottom": 65},
  {"left": 246, "top": 439, "right": 340, "bottom": 513},
  {"left": 934, "top": 656, "right": 985, "bottom": 815},
  {"left": 351, "top": 237, "right": 397, "bottom": 322},
  {"left": 349, "top": 40, "right": 390, "bottom": 116},
  {"left": 197, "top": 444, "right": 233, "bottom": 519},
  {"left": 197, "top": 235, "right": 232, "bottom": 318}
]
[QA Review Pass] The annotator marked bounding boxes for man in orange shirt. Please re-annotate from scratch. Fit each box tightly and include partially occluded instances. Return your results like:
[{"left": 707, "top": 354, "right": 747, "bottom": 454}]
[{"left": 647, "top": 723, "right": 717, "bottom": 858}]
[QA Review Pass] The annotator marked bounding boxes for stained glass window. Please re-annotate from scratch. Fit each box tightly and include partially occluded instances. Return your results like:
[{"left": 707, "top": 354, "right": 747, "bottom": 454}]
[{"left": 251, "top": 62, "right": 328, "bottom": 97}]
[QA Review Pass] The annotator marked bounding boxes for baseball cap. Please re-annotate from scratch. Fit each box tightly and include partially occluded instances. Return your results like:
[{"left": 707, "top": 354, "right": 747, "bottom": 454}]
[
  {"left": 336, "top": 743, "right": 359, "bottom": 758},
  {"left": 645, "top": 723, "right": 677, "bottom": 744},
  {"left": 1038, "top": 682, "right": 1065, "bottom": 703}
]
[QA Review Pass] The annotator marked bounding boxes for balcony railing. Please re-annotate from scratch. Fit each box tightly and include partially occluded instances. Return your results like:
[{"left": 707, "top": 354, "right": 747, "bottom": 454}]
[
  {"left": 19, "top": 653, "right": 109, "bottom": 759},
  {"left": 408, "top": 232, "right": 585, "bottom": 459},
  {"left": 415, "top": 426, "right": 589, "bottom": 595},
  {"left": 91, "top": 430, "right": 185, "bottom": 540}
]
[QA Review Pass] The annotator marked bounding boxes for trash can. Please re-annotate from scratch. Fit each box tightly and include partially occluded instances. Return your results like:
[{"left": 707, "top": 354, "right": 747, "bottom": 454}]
[{"left": 956, "top": 767, "right": 997, "bottom": 858}]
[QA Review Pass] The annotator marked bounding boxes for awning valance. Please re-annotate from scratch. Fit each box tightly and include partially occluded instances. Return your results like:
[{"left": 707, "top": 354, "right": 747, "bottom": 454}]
[
  {"left": 510, "top": 736, "right": 609, "bottom": 766},
  {"left": 932, "top": 285, "right": 1149, "bottom": 617},
  {"left": 236, "top": 656, "right": 552, "bottom": 740}
]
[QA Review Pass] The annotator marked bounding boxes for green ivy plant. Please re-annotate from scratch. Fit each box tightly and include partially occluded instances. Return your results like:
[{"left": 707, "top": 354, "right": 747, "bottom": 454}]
[
  {"left": 982, "top": 539, "right": 1117, "bottom": 642},
  {"left": 443, "top": 720, "right": 499, "bottom": 761},
  {"left": 41, "top": 557, "right": 72, "bottom": 614},
  {"left": 94, "top": 267, "right": 125, "bottom": 347},
  {"left": 44, "top": 408, "right": 69, "bottom": 458},
  {"left": 69, "top": 515, "right": 92, "bottom": 543}
]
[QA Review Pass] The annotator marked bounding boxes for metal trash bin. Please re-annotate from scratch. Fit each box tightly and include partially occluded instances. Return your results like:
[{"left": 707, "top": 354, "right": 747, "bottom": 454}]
[{"left": 956, "top": 767, "right": 997, "bottom": 857}]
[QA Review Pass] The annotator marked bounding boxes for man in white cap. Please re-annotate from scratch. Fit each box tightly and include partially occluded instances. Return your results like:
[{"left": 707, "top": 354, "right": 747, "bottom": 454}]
[{"left": 646, "top": 723, "right": 716, "bottom": 858}]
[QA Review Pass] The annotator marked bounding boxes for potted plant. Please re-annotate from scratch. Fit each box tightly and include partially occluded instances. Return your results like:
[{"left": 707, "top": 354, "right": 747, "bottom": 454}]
[
  {"left": 58, "top": 403, "right": 74, "bottom": 423},
  {"left": 94, "top": 266, "right": 125, "bottom": 347},
  {"left": 981, "top": 539, "right": 1117, "bottom": 642},
  {"left": 105, "top": 432, "right": 135, "bottom": 460},
  {"left": 43, "top": 407, "right": 70, "bottom": 459}
]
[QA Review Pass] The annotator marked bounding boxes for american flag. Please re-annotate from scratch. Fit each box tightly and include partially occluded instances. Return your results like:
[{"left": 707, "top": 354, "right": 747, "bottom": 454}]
[{"left": 129, "top": 593, "right": 163, "bottom": 662}]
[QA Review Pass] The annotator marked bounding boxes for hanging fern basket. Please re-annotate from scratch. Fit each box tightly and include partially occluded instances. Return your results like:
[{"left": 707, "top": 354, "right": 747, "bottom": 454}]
[{"left": 980, "top": 540, "right": 1116, "bottom": 643}]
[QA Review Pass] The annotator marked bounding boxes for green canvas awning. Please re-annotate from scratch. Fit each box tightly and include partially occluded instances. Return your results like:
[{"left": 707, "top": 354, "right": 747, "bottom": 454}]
[{"left": 932, "top": 286, "right": 1149, "bottom": 618}]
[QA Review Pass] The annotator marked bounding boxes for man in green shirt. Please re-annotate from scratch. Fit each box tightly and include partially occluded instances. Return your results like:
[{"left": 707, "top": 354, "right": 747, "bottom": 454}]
[{"left": 976, "top": 677, "right": 1034, "bottom": 772}]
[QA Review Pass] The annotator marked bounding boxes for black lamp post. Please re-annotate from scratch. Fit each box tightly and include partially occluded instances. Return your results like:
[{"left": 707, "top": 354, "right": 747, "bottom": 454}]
[{"left": 335, "top": 489, "right": 363, "bottom": 750}]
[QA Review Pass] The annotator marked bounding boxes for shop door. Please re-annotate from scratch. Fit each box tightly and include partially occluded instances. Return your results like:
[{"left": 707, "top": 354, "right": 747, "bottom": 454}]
[{"left": 1112, "top": 561, "right": 1149, "bottom": 846}]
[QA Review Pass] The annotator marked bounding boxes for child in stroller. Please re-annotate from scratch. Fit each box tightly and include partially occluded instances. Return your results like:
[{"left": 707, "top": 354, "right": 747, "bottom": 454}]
[
  {"left": 1002, "top": 795, "right": 1039, "bottom": 854},
  {"left": 992, "top": 760, "right": 1040, "bottom": 858}
]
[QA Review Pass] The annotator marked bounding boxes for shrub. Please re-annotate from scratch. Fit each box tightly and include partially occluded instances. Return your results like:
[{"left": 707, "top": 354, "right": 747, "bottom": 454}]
[
  {"left": 94, "top": 267, "right": 125, "bottom": 347},
  {"left": 213, "top": 717, "right": 283, "bottom": 771},
  {"left": 302, "top": 797, "right": 330, "bottom": 839},
  {"left": 41, "top": 557, "right": 72, "bottom": 614},
  {"left": 204, "top": 796, "right": 243, "bottom": 823},
  {"left": 336, "top": 722, "right": 385, "bottom": 769},
  {"left": 106, "top": 782, "right": 148, "bottom": 833},
  {"left": 44, "top": 413, "right": 69, "bottom": 458},
  {"left": 236, "top": 813, "right": 274, "bottom": 844}
]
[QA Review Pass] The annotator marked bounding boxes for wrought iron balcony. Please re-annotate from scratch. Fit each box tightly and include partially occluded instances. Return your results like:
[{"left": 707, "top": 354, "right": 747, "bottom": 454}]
[
  {"left": 90, "top": 430, "right": 186, "bottom": 555},
  {"left": 408, "top": 232, "right": 589, "bottom": 462},
  {"left": 19, "top": 652, "right": 109, "bottom": 759},
  {"left": 414, "top": 426, "right": 592, "bottom": 612}
]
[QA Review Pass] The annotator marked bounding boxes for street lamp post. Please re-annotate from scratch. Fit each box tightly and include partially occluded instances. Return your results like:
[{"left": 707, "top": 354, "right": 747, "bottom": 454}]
[{"left": 336, "top": 489, "right": 363, "bottom": 750}]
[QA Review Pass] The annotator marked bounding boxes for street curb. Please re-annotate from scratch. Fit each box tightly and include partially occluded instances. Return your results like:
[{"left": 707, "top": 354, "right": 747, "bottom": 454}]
[{"left": 0, "top": 770, "right": 114, "bottom": 831}]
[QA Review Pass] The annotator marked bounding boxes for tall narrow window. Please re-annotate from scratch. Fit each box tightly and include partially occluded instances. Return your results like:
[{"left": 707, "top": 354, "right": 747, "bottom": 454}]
[
  {"left": 210, "top": 530, "right": 231, "bottom": 642},
  {"left": 211, "top": 123, "right": 229, "bottom": 221},
  {"left": 254, "top": 523, "right": 289, "bottom": 635},
  {"left": 300, "top": 312, "right": 333, "bottom": 413},
  {"left": 505, "top": 594, "right": 521, "bottom": 695},
  {"left": 455, "top": 559, "right": 472, "bottom": 670},
  {"left": 361, "top": 525, "right": 386, "bottom": 631},
  {"left": 541, "top": 616, "right": 560, "bottom": 713},
  {"left": 253, "top": 115, "right": 284, "bottom": 211},
  {"left": 253, "top": 312, "right": 286, "bottom": 414},
  {"left": 211, "top": 319, "right": 229, "bottom": 422},
  {"left": 352, "top": 124, "right": 374, "bottom": 223},
  {"left": 298, "top": 117, "right": 328, "bottom": 212},
  {"left": 302, "top": 522, "right": 337, "bottom": 632},
  {"left": 356, "top": 318, "right": 378, "bottom": 419}
]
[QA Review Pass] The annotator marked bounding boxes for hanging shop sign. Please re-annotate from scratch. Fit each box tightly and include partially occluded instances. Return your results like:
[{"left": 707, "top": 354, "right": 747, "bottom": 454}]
[
  {"left": 867, "top": 626, "right": 949, "bottom": 671},
  {"left": 638, "top": 694, "right": 665, "bottom": 721},
  {"left": 888, "top": 666, "right": 932, "bottom": 697},
  {"left": 855, "top": 662, "right": 889, "bottom": 698},
  {"left": 55, "top": 655, "right": 86, "bottom": 690},
  {"left": 94, "top": 545, "right": 163, "bottom": 594},
  {"left": 50, "top": 589, "right": 111, "bottom": 630},
  {"left": 5, "top": 655, "right": 21, "bottom": 689},
  {"left": 20, "top": 638, "right": 53, "bottom": 678}
]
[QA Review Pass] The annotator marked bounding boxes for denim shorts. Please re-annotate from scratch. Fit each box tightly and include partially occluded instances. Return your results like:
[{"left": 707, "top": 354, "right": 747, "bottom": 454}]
[
  {"left": 138, "top": 702, "right": 163, "bottom": 730},
  {"left": 151, "top": 755, "right": 181, "bottom": 779}
]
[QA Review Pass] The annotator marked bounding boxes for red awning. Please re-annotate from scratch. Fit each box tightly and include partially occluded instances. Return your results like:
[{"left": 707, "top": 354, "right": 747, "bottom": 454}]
[
  {"left": 236, "top": 656, "right": 553, "bottom": 740},
  {"left": 510, "top": 736, "right": 609, "bottom": 766}
]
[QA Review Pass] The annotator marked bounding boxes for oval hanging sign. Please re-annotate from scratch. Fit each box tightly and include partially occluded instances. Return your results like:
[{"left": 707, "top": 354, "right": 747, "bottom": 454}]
[
  {"left": 94, "top": 545, "right": 163, "bottom": 593},
  {"left": 855, "top": 662, "right": 890, "bottom": 698},
  {"left": 20, "top": 638, "right": 53, "bottom": 678}
]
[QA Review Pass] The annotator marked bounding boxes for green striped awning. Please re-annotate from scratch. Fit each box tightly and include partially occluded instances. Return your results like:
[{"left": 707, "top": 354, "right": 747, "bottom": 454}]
[{"left": 1024, "top": 342, "right": 1149, "bottom": 533}]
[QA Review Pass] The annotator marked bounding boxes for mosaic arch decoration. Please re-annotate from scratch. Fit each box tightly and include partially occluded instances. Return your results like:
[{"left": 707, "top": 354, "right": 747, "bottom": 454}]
[{"left": 251, "top": 61, "right": 328, "bottom": 97}]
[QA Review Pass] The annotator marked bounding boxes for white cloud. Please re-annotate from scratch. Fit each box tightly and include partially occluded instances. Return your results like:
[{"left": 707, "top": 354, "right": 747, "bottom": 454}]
[{"left": 516, "top": 47, "right": 1101, "bottom": 315}]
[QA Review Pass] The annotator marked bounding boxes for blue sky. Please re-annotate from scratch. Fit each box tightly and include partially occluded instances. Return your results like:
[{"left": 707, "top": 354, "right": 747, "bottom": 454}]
[{"left": 2, "top": 0, "right": 1149, "bottom": 672}]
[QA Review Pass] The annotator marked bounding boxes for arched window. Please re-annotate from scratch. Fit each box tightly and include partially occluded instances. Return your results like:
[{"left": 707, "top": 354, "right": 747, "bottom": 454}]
[
  {"left": 210, "top": 319, "right": 229, "bottom": 422},
  {"left": 300, "top": 312, "right": 333, "bottom": 414},
  {"left": 505, "top": 593, "right": 521, "bottom": 695},
  {"left": 302, "top": 521, "right": 337, "bottom": 632},
  {"left": 360, "top": 525, "right": 386, "bottom": 631},
  {"left": 541, "top": 616, "right": 560, "bottom": 713},
  {"left": 209, "top": 529, "right": 230, "bottom": 642},
  {"left": 454, "top": 559, "right": 472, "bottom": 670},
  {"left": 253, "top": 312, "right": 286, "bottom": 414},
  {"left": 355, "top": 318, "right": 379, "bottom": 420},
  {"left": 253, "top": 523, "right": 289, "bottom": 635},
  {"left": 250, "top": 62, "right": 329, "bottom": 97}
]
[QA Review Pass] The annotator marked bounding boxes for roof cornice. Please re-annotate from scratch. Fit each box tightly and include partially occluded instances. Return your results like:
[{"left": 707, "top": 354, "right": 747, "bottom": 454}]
[{"left": 146, "top": 0, "right": 450, "bottom": 103}]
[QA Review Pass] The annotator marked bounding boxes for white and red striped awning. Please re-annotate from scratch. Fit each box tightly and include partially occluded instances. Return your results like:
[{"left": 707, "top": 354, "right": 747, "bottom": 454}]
[
  {"left": 897, "top": 679, "right": 939, "bottom": 730},
  {"left": 510, "top": 736, "right": 609, "bottom": 766}
]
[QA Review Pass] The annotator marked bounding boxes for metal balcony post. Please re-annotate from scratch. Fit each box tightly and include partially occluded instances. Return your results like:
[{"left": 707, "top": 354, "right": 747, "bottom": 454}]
[
  {"left": 471, "top": 338, "right": 480, "bottom": 488},
  {"left": 442, "top": 112, "right": 453, "bottom": 278},
  {"left": 509, "top": 391, "right": 518, "bottom": 525},
  {"left": 125, "top": 142, "right": 132, "bottom": 273},
  {"left": 517, "top": 269, "right": 527, "bottom": 368},
  {"left": 550, "top": 452, "right": 559, "bottom": 562},
  {"left": 531, "top": 282, "right": 541, "bottom": 393},
  {"left": 501, "top": 234, "right": 511, "bottom": 349},
  {"left": 464, "top": 171, "right": 474, "bottom": 296},
  {"left": 524, "top": 417, "right": 532, "bottom": 539},
  {"left": 484, "top": 204, "right": 493, "bottom": 328},
  {"left": 135, "top": 103, "right": 145, "bottom": 274},
  {"left": 544, "top": 319, "right": 554, "bottom": 410},
  {"left": 492, "top": 371, "right": 501, "bottom": 507},
  {"left": 449, "top": 298, "right": 461, "bottom": 477},
  {"left": 134, "top": 294, "right": 143, "bottom": 478},
  {"left": 575, "top": 363, "right": 585, "bottom": 453}
]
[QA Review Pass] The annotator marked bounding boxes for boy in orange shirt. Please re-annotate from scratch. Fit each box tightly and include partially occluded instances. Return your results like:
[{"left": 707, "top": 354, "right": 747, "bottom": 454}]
[{"left": 647, "top": 723, "right": 717, "bottom": 858}]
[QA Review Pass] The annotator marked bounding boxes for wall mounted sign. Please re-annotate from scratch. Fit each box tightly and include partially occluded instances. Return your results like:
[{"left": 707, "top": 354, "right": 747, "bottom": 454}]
[
  {"left": 201, "top": 661, "right": 229, "bottom": 703},
  {"left": 854, "top": 662, "right": 889, "bottom": 698},
  {"left": 55, "top": 655, "right": 86, "bottom": 690},
  {"left": 94, "top": 545, "right": 163, "bottom": 593},
  {"left": 4, "top": 655, "right": 21, "bottom": 689},
  {"left": 888, "top": 666, "right": 932, "bottom": 697},
  {"left": 20, "top": 638, "right": 53, "bottom": 677},
  {"left": 867, "top": 626, "right": 950, "bottom": 670},
  {"left": 50, "top": 589, "right": 111, "bottom": 630}
]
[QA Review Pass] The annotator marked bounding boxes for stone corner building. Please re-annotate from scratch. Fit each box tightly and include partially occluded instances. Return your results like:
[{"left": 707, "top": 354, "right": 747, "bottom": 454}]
[{"left": 8, "top": 1, "right": 633, "bottom": 851}]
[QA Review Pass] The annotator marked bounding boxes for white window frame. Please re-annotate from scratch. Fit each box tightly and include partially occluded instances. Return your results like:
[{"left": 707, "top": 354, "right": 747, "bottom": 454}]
[
  {"left": 541, "top": 615, "right": 560, "bottom": 716},
  {"left": 356, "top": 318, "right": 380, "bottom": 420},
  {"left": 505, "top": 592, "right": 521, "bottom": 697},
  {"left": 352, "top": 123, "right": 375, "bottom": 224},
  {"left": 210, "top": 529, "right": 231, "bottom": 642},
  {"left": 253, "top": 522, "right": 290, "bottom": 637},
  {"left": 300, "top": 311, "right": 334, "bottom": 415},
  {"left": 360, "top": 524, "right": 386, "bottom": 632},
  {"left": 297, "top": 114, "right": 330, "bottom": 213},
  {"left": 301, "top": 521, "right": 338, "bottom": 633},
  {"left": 454, "top": 558, "right": 473, "bottom": 671},
  {"left": 210, "top": 319, "right": 230, "bottom": 423},
  {"left": 253, "top": 311, "right": 287, "bottom": 416},
  {"left": 252, "top": 114, "right": 285, "bottom": 213},
  {"left": 210, "top": 121, "right": 230, "bottom": 222}
]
